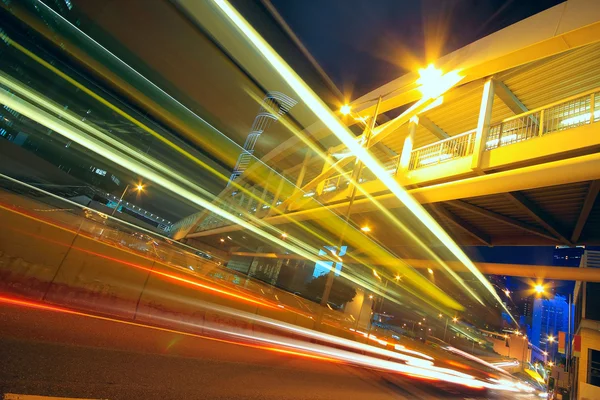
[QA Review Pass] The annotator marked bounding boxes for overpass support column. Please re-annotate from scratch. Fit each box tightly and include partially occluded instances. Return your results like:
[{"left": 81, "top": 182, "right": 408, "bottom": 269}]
[
  {"left": 294, "top": 152, "right": 311, "bottom": 190},
  {"left": 398, "top": 116, "right": 418, "bottom": 172},
  {"left": 315, "top": 148, "right": 333, "bottom": 196},
  {"left": 471, "top": 79, "right": 494, "bottom": 171}
]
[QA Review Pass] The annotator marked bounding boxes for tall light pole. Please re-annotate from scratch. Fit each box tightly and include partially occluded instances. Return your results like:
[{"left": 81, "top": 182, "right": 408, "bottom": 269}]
[{"left": 111, "top": 183, "right": 144, "bottom": 216}]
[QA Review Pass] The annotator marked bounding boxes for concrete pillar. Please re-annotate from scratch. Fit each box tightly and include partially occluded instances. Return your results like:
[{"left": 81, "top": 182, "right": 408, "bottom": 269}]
[
  {"left": 471, "top": 79, "right": 495, "bottom": 171},
  {"left": 399, "top": 116, "right": 418, "bottom": 171}
]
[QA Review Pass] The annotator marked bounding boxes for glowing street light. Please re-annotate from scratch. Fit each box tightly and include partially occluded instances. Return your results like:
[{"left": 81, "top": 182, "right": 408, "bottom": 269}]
[
  {"left": 548, "top": 335, "right": 555, "bottom": 343},
  {"left": 548, "top": 361, "right": 554, "bottom": 367},
  {"left": 111, "top": 182, "right": 145, "bottom": 216},
  {"left": 340, "top": 104, "right": 352, "bottom": 115},
  {"left": 368, "top": 294, "right": 374, "bottom": 300},
  {"left": 416, "top": 64, "right": 462, "bottom": 99},
  {"left": 219, "top": 238, "right": 225, "bottom": 243},
  {"left": 281, "top": 232, "right": 288, "bottom": 239},
  {"left": 438, "top": 313, "right": 443, "bottom": 318},
  {"left": 535, "top": 284, "right": 545, "bottom": 294},
  {"left": 360, "top": 226, "right": 371, "bottom": 233},
  {"left": 504, "top": 289, "right": 510, "bottom": 297},
  {"left": 395, "top": 274, "right": 402, "bottom": 281},
  {"left": 427, "top": 268, "right": 434, "bottom": 275},
  {"left": 452, "top": 317, "right": 458, "bottom": 323}
]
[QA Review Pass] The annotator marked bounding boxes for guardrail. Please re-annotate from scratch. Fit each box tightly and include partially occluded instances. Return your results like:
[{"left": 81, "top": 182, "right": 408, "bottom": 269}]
[
  {"left": 409, "top": 129, "right": 476, "bottom": 170},
  {"left": 487, "top": 90, "right": 600, "bottom": 150},
  {"left": 0, "top": 174, "right": 372, "bottom": 335}
]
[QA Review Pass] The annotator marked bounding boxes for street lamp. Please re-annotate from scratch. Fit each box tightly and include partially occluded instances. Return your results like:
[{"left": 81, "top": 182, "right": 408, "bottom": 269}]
[
  {"left": 340, "top": 104, "right": 351, "bottom": 115},
  {"left": 360, "top": 226, "right": 371, "bottom": 233},
  {"left": 548, "top": 335, "right": 555, "bottom": 343},
  {"left": 452, "top": 317, "right": 458, "bottom": 323},
  {"left": 416, "top": 64, "right": 462, "bottom": 99},
  {"left": 534, "top": 284, "right": 545, "bottom": 295},
  {"left": 111, "top": 183, "right": 144, "bottom": 216}
]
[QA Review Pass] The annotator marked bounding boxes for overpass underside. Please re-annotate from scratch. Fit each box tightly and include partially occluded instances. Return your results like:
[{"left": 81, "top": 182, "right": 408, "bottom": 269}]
[{"left": 183, "top": 39, "right": 600, "bottom": 249}]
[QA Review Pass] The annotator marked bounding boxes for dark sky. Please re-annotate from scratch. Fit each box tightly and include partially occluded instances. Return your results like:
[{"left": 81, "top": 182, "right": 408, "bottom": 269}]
[{"left": 271, "top": 0, "right": 563, "bottom": 97}]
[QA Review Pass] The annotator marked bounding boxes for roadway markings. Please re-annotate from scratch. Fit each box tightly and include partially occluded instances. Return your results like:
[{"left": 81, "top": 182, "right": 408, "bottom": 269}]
[{"left": 3, "top": 395, "right": 107, "bottom": 400}]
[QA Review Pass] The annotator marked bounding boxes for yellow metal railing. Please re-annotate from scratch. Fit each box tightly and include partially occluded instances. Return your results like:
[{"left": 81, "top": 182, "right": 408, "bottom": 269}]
[
  {"left": 487, "top": 90, "right": 600, "bottom": 150},
  {"left": 408, "top": 129, "right": 476, "bottom": 171}
]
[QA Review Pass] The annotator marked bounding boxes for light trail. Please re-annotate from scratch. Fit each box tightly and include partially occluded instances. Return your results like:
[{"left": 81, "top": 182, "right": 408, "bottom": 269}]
[
  {"left": 211, "top": 0, "right": 517, "bottom": 324},
  {"left": 245, "top": 87, "right": 468, "bottom": 311},
  {"left": 1, "top": 207, "right": 281, "bottom": 310},
  {"left": 1, "top": 33, "right": 305, "bottom": 244},
  {"left": 0, "top": 294, "right": 530, "bottom": 392},
  {"left": 3, "top": 31, "right": 466, "bottom": 313}
]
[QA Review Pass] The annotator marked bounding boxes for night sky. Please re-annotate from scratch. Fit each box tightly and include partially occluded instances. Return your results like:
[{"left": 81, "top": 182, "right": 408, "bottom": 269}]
[{"left": 271, "top": 0, "right": 563, "bottom": 97}]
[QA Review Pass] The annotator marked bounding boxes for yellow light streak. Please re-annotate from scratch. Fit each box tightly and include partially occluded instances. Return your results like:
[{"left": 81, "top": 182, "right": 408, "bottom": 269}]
[{"left": 211, "top": 0, "right": 516, "bottom": 324}]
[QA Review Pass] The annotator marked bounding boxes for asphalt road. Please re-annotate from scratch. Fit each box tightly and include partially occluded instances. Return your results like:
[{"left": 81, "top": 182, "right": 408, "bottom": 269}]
[{"left": 0, "top": 301, "right": 526, "bottom": 400}]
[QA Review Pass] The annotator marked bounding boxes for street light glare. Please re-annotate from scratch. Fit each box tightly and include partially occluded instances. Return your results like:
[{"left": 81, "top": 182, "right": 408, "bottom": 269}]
[
  {"left": 452, "top": 317, "right": 458, "bottom": 323},
  {"left": 360, "top": 226, "right": 371, "bottom": 233},
  {"left": 136, "top": 184, "right": 144, "bottom": 191},
  {"left": 427, "top": 268, "right": 434, "bottom": 275},
  {"left": 416, "top": 64, "right": 462, "bottom": 99},
  {"left": 548, "top": 335, "right": 555, "bottom": 343},
  {"left": 535, "top": 284, "right": 545, "bottom": 294},
  {"left": 340, "top": 104, "right": 351, "bottom": 115}
]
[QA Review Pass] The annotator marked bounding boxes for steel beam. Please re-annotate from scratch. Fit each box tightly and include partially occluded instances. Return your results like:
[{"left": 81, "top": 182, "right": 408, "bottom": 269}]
[
  {"left": 571, "top": 180, "right": 600, "bottom": 243},
  {"left": 448, "top": 200, "right": 557, "bottom": 242},
  {"left": 493, "top": 80, "right": 529, "bottom": 114},
  {"left": 431, "top": 204, "right": 491, "bottom": 246},
  {"left": 229, "top": 252, "right": 600, "bottom": 282},
  {"left": 187, "top": 152, "right": 600, "bottom": 238},
  {"left": 505, "top": 192, "right": 571, "bottom": 245},
  {"left": 419, "top": 116, "right": 449, "bottom": 139}
]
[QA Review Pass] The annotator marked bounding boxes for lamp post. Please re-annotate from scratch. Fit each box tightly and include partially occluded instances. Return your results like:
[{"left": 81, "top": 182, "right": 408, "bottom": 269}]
[{"left": 111, "top": 183, "right": 144, "bottom": 216}]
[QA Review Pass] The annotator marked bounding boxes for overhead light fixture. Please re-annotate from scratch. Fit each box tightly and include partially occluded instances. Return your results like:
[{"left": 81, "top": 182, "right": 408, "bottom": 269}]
[
  {"left": 360, "top": 226, "right": 371, "bottom": 233},
  {"left": 340, "top": 104, "right": 351, "bottom": 115},
  {"left": 416, "top": 64, "right": 462, "bottom": 100}
]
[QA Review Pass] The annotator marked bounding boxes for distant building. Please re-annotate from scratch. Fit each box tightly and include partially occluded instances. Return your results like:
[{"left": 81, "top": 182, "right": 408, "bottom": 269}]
[
  {"left": 571, "top": 251, "right": 600, "bottom": 399},
  {"left": 530, "top": 294, "right": 573, "bottom": 363},
  {"left": 553, "top": 246, "right": 585, "bottom": 267}
]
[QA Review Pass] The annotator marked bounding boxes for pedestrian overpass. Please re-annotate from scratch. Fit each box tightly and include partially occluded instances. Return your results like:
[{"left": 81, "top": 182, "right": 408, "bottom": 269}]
[{"left": 174, "top": 0, "right": 600, "bottom": 253}]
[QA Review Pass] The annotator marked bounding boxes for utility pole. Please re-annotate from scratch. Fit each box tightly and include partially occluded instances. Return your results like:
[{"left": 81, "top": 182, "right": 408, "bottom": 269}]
[{"left": 111, "top": 184, "right": 130, "bottom": 216}]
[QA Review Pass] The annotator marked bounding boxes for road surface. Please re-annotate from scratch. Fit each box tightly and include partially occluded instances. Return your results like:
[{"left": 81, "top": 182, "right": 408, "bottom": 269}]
[{"left": 0, "top": 300, "right": 526, "bottom": 399}]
